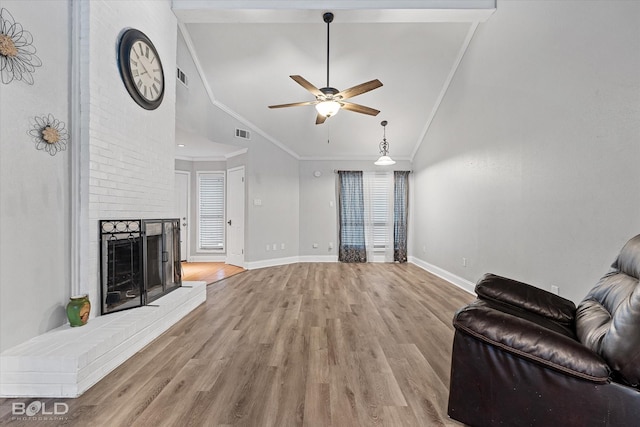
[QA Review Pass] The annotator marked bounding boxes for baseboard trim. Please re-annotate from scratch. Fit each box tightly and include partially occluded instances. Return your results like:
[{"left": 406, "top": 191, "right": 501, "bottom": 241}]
[
  {"left": 409, "top": 256, "right": 476, "bottom": 295},
  {"left": 245, "top": 256, "right": 300, "bottom": 270},
  {"left": 298, "top": 255, "right": 339, "bottom": 263}
]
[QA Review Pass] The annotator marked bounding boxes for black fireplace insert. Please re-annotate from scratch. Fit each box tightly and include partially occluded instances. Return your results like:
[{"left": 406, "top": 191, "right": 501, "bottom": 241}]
[{"left": 100, "top": 219, "right": 181, "bottom": 315}]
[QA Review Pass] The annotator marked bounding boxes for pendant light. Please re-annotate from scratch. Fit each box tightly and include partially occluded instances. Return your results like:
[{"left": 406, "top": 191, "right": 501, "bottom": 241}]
[{"left": 374, "top": 120, "right": 396, "bottom": 166}]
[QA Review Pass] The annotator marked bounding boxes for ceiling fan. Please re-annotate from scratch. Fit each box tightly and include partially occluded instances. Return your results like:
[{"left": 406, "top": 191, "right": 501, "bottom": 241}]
[{"left": 268, "top": 12, "right": 383, "bottom": 125}]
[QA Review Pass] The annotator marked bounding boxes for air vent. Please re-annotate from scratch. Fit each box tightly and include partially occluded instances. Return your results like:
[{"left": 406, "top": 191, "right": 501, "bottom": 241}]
[
  {"left": 235, "top": 128, "right": 251, "bottom": 140},
  {"left": 176, "top": 67, "right": 188, "bottom": 87}
]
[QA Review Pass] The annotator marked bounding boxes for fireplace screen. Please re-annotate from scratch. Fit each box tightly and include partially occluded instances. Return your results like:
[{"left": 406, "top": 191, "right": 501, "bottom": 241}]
[{"left": 100, "top": 219, "right": 181, "bottom": 315}]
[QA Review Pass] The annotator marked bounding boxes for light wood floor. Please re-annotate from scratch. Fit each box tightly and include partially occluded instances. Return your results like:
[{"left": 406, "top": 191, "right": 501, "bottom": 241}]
[
  {"left": 181, "top": 262, "right": 246, "bottom": 284},
  {"left": 0, "top": 263, "right": 474, "bottom": 426}
]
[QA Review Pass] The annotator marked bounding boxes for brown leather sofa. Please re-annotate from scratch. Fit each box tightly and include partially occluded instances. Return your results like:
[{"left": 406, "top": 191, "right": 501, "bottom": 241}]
[{"left": 448, "top": 234, "right": 640, "bottom": 426}]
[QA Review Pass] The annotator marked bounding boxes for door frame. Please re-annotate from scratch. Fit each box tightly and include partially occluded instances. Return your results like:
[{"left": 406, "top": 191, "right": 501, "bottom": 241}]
[
  {"left": 174, "top": 170, "right": 191, "bottom": 262},
  {"left": 226, "top": 165, "right": 245, "bottom": 267}
]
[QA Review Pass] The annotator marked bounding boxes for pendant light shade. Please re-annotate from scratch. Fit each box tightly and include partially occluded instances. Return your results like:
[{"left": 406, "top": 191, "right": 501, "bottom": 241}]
[
  {"left": 375, "top": 120, "right": 395, "bottom": 166},
  {"left": 374, "top": 155, "right": 395, "bottom": 166}
]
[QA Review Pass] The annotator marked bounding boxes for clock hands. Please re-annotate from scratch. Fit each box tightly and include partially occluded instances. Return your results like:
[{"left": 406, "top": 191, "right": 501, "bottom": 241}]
[{"left": 133, "top": 50, "right": 151, "bottom": 77}]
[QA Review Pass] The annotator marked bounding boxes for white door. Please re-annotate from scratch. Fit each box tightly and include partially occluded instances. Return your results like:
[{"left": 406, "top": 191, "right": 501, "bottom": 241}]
[
  {"left": 174, "top": 171, "right": 190, "bottom": 262},
  {"left": 226, "top": 166, "right": 245, "bottom": 267}
]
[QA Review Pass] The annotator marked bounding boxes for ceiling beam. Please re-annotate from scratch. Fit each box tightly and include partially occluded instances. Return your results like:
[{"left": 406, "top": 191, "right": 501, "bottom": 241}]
[{"left": 172, "top": 1, "right": 496, "bottom": 23}]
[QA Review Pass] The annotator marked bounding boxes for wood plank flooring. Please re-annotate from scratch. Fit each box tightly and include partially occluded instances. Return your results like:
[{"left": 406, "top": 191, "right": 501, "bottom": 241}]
[
  {"left": 181, "top": 262, "right": 246, "bottom": 284},
  {"left": 0, "top": 262, "right": 474, "bottom": 426}
]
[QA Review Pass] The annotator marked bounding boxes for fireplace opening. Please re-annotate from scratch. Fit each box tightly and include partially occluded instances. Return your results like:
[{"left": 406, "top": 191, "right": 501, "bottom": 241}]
[{"left": 100, "top": 219, "right": 181, "bottom": 315}]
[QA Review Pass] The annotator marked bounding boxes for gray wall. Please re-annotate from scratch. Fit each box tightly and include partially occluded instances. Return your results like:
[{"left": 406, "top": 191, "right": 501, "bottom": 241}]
[
  {"left": 0, "top": 0, "right": 71, "bottom": 352},
  {"left": 299, "top": 160, "right": 413, "bottom": 258},
  {"left": 175, "top": 31, "right": 299, "bottom": 266},
  {"left": 246, "top": 141, "right": 300, "bottom": 264},
  {"left": 411, "top": 0, "right": 640, "bottom": 303}
]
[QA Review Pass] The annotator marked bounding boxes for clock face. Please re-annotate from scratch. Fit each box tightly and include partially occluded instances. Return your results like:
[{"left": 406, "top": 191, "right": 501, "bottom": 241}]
[
  {"left": 118, "top": 29, "right": 165, "bottom": 110},
  {"left": 129, "top": 40, "right": 164, "bottom": 102}
]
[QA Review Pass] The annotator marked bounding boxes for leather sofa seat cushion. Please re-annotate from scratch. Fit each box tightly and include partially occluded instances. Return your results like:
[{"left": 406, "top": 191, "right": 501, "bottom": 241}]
[{"left": 576, "top": 235, "right": 640, "bottom": 387}]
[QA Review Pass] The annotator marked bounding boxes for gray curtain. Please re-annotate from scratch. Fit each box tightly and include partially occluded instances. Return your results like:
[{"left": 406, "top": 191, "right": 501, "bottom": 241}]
[
  {"left": 394, "top": 171, "right": 409, "bottom": 263},
  {"left": 338, "top": 171, "right": 366, "bottom": 262}
]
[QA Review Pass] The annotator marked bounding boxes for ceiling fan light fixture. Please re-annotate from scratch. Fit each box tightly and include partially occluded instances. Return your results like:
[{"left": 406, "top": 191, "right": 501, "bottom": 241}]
[
  {"left": 315, "top": 100, "right": 341, "bottom": 117},
  {"left": 375, "top": 120, "right": 395, "bottom": 166},
  {"left": 267, "top": 12, "right": 382, "bottom": 124}
]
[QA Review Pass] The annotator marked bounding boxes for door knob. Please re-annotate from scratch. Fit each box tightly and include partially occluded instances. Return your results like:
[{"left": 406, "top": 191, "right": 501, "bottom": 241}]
[{"left": 227, "top": 220, "right": 232, "bottom": 226}]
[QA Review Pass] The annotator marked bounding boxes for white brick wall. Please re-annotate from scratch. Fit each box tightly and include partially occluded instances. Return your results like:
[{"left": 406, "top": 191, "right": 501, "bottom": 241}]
[
  {"left": 1, "top": 282, "right": 206, "bottom": 398},
  {"left": 83, "top": 0, "right": 177, "bottom": 309}
]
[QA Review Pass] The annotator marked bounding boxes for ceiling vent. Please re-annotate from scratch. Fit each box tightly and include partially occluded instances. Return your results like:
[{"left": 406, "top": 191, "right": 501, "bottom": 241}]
[
  {"left": 176, "top": 67, "right": 188, "bottom": 87},
  {"left": 235, "top": 128, "right": 251, "bottom": 140}
]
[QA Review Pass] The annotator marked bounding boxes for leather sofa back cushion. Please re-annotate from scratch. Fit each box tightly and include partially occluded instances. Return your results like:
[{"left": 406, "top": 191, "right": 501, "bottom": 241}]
[{"left": 576, "top": 234, "right": 640, "bottom": 387}]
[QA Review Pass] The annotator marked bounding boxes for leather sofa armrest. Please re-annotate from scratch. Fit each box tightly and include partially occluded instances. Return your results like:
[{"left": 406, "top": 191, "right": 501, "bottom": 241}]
[
  {"left": 454, "top": 301, "right": 610, "bottom": 383},
  {"left": 476, "top": 273, "right": 576, "bottom": 325}
]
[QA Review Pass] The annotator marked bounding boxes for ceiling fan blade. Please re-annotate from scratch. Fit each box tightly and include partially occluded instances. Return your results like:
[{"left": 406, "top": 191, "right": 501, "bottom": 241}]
[
  {"left": 268, "top": 101, "right": 318, "bottom": 109},
  {"left": 315, "top": 113, "right": 327, "bottom": 125},
  {"left": 341, "top": 102, "right": 380, "bottom": 116},
  {"left": 290, "top": 75, "right": 324, "bottom": 97},
  {"left": 336, "top": 79, "right": 383, "bottom": 100}
]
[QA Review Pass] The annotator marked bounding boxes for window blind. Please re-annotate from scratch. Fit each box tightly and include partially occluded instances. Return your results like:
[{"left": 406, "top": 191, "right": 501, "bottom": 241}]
[
  {"left": 368, "top": 173, "right": 392, "bottom": 250},
  {"left": 198, "top": 172, "right": 225, "bottom": 251}
]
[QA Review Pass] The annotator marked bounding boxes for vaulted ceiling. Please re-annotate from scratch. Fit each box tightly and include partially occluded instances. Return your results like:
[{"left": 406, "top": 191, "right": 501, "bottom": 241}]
[{"left": 172, "top": 1, "right": 495, "bottom": 160}]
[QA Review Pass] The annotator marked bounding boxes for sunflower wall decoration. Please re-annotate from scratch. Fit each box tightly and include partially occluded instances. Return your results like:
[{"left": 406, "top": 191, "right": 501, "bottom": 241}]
[
  {"left": 28, "top": 114, "right": 68, "bottom": 156},
  {"left": 0, "top": 8, "right": 42, "bottom": 85}
]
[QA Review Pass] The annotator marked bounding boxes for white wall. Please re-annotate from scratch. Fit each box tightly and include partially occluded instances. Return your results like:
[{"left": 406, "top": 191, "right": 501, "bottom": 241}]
[
  {"left": 0, "top": 0, "right": 71, "bottom": 352},
  {"left": 83, "top": 0, "right": 177, "bottom": 310},
  {"left": 411, "top": 0, "right": 640, "bottom": 302},
  {"left": 299, "top": 160, "right": 413, "bottom": 259}
]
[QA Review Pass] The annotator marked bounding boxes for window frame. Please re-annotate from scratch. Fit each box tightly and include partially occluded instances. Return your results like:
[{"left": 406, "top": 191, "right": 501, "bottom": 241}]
[{"left": 196, "top": 171, "right": 226, "bottom": 253}]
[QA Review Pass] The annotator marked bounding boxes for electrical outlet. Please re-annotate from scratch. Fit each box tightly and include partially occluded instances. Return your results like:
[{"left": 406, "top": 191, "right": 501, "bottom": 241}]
[
  {"left": 272, "top": 243, "right": 277, "bottom": 251},
  {"left": 313, "top": 243, "right": 319, "bottom": 249},
  {"left": 266, "top": 244, "right": 270, "bottom": 251},
  {"left": 328, "top": 242, "right": 334, "bottom": 250},
  {"left": 462, "top": 257, "right": 467, "bottom": 267},
  {"left": 551, "top": 285, "right": 559, "bottom": 295},
  {"left": 281, "top": 243, "right": 285, "bottom": 250}
]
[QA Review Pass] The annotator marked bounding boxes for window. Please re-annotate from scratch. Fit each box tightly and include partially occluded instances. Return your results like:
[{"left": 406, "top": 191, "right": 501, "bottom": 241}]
[
  {"left": 363, "top": 172, "right": 394, "bottom": 261},
  {"left": 197, "top": 172, "right": 225, "bottom": 251},
  {"left": 338, "top": 170, "right": 409, "bottom": 263}
]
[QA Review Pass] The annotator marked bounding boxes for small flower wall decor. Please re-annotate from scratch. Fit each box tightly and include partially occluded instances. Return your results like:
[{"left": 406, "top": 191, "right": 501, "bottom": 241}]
[
  {"left": 28, "top": 114, "right": 69, "bottom": 156},
  {"left": 0, "top": 8, "right": 42, "bottom": 85}
]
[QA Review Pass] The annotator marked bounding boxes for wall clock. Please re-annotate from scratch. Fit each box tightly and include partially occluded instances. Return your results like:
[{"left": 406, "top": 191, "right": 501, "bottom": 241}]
[{"left": 118, "top": 28, "right": 164, "bottom": 110}]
